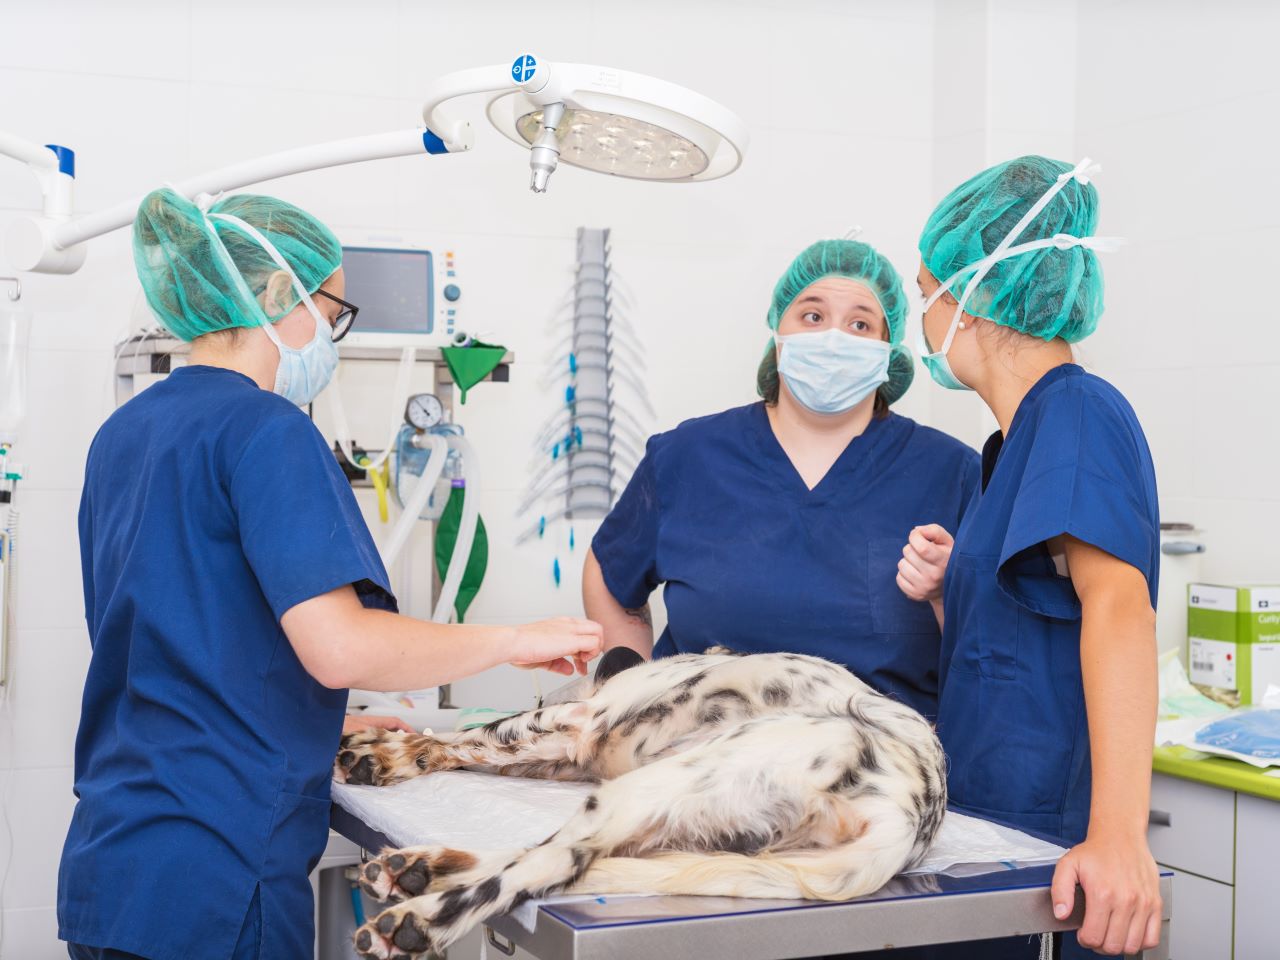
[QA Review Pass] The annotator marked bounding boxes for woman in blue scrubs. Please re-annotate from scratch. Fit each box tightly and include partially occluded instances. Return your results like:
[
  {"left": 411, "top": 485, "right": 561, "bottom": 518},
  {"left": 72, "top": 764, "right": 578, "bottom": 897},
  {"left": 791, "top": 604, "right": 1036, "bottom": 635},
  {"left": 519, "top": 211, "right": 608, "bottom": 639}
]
[
  {"left": 915, "top": 156, "right": 1162, "bottom": 958},
  {"left": 584, "top": 239, "right": 979, "bottom": 721},
  {"left": 59, "top": 189, "right": 602, "bottom": 960}
]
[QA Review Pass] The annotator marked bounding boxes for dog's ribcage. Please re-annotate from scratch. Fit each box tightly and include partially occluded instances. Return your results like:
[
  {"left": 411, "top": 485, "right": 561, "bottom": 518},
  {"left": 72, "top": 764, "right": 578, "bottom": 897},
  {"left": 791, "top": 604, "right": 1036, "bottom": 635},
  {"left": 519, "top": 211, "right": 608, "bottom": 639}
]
[{"left": 337, "top": 651, "right": 947, "bottom": 960}]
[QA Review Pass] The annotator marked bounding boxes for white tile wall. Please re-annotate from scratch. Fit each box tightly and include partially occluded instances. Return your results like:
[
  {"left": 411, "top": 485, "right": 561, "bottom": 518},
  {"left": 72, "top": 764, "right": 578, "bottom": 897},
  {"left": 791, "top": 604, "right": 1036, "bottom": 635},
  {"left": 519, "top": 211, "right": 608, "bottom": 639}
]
[
  {"left": 1103, "top": 367, "right": 1198, "bottom": 503},
  {"left": 931, "top": 0, "right": 988, "bottom": 141},
  {"left": 0, "top": 767, "right": 76, "bottom": 912},
  {"left": 5, "top": 489, "right": 85, "bottom": 633},
  {"left": 187, "top": 0, "right": 402, "bottom": 100},
  {"left": 0, "top": 630, "right": 90, "bottom": 772},
  {"left": 13, "top": 349, "right": 101, "bottom": 492},
  {"left": 0, "top": 70, "right": 191, "bottom": 214},
  {"left": 185, "top": 85, "right": 407, "bottom": 231},
  {"left": 1073, "top": 0, "right": 1280, "bottom": 586},
  {"left": 0, "top": 0, "right": 191, "bottom": 82},
  {"left": 984, "top": 0, "right": 1077, "bottom": 140},
  {"left": 1076, "top": 0, "right": 1280, "bottom": 129},
  {"left": 0, "top": 907, "right": 62, "bottom": 960}
]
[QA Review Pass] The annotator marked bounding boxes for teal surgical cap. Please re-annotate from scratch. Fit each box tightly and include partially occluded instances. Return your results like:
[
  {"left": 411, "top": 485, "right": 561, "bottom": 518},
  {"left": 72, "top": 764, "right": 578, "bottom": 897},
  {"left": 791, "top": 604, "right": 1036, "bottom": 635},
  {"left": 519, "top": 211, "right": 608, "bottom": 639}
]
[
  {"left": 767, "top": 238, "right": 913, "bottom": 405},
  {"left": 919, "top": 155, "right": 1104, "bottom": 343},
  {"left": 133, "top": 188, "right": 342, "bottom": 342}
]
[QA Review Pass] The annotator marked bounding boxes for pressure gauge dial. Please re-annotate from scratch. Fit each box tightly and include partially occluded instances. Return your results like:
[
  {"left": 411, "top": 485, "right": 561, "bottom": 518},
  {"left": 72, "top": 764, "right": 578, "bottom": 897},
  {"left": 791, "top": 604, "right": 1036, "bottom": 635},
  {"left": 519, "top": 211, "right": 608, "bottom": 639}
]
[{"left": 405, "top": 393, "right": 444, "bottom": 430}]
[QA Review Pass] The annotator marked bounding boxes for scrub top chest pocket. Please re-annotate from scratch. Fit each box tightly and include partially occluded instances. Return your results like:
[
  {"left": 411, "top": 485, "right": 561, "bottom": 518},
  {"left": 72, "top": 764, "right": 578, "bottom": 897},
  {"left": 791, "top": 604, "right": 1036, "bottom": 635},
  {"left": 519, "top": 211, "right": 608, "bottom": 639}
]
[
  {"left": 947, "top": 552, "right": 1021, "bottom": 680},
  {"left": 868, "top": 537, "right": 940, "bottom": 635}
]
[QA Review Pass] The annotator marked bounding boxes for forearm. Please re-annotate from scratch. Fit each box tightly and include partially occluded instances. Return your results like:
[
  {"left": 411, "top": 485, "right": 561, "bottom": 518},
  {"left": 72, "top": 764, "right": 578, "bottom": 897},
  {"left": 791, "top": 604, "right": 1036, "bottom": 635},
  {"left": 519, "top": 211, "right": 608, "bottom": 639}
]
[
  {"left": 283, "top": 589, "right": 515, "bottom": 691},
  {"left": 1081, "top": 597, "right": 1158, "bottom": 838},
  {"left": 334, "top": 610, "right": 516, "bottom": 691},
  {"left": 583, "top": 550, "right": 654, "bottom": 657}
]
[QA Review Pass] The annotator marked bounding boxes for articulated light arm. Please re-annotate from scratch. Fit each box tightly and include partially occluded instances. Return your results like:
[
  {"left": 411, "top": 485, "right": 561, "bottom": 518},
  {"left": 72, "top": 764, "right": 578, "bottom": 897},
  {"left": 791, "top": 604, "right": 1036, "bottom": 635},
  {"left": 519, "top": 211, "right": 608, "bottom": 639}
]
[
  {"left": 52, "top": 126, "right": 467, "bottom": 251},
  {"left": 0, "top": 131, "right": 59, "bottom": 175},
  {"left": 0, "top": 121, "right": 473, "bottom": 274},
  {"left": 0, "top": 68, "right": 509, "bottom": 275},
  {"left": 0, "top": 130, "right": 74, "bottom": 220},
  {"left": 421, "top": 62, "right": 522, "bottom": 147},
  {"left": 1, "top": 55, "right": 748, "bottom": 276}
]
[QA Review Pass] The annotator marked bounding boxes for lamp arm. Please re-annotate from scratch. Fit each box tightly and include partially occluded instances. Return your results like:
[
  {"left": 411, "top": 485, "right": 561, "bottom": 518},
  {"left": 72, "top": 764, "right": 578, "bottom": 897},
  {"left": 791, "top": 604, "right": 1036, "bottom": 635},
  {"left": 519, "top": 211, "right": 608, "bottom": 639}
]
[
  {"left": 46, "top": 59, "right": 518, "bottom": 254},
  {"left": 421, "top": 62, "right": 521, "bottom": 147},
  {"left": 0, "top": 131, "right": 72, "bottom": 219},
  {"left": 0, "top": 131, "right": 58, "bottom": 172},
  {"left": 51, "top": 127, "right": 449, "bottom": 251}
]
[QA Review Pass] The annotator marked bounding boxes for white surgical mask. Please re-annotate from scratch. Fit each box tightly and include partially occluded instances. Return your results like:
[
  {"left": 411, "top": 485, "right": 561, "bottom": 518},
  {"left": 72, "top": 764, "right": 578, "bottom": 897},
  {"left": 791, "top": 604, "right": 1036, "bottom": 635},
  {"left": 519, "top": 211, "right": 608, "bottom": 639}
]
[
  {"left": 207, "top": 212, "right": 339, "bottom": 407},
  {"left": 776, "top": 328, "right": 891, "bottom": 415},
  {"left": 919, "top": 157, "right": 1124, "bottom": 392}
]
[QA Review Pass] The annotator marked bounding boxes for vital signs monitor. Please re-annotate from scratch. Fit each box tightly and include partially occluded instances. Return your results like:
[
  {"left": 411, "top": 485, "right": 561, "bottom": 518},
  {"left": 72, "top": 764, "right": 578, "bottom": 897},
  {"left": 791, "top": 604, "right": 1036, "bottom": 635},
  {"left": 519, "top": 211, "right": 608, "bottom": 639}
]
[{"left": 339, "top": 242, "right": 461, "bottom": 348}]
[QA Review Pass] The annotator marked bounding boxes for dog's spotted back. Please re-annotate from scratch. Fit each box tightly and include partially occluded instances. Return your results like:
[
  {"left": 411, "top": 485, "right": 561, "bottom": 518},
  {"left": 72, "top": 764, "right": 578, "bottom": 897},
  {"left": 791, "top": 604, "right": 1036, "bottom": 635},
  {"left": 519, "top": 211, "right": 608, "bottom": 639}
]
[{"left": 336, "top": 649, "right": 946, "bottom": 960}]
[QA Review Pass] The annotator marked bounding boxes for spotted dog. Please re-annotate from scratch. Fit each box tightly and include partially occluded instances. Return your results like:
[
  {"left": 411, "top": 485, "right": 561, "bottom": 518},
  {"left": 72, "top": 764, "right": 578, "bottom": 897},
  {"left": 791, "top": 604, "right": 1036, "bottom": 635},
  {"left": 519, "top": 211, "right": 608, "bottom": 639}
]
[{"left": 334, "top": 648, "right": 946, "bottom": 960}]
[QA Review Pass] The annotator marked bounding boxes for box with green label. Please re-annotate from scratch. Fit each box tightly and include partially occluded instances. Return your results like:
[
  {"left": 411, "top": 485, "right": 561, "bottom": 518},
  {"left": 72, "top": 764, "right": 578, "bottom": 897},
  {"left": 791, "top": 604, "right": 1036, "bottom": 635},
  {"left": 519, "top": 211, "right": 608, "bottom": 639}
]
[{"left": 1187, "top": 582, "right": 1280, "bottom": 707}]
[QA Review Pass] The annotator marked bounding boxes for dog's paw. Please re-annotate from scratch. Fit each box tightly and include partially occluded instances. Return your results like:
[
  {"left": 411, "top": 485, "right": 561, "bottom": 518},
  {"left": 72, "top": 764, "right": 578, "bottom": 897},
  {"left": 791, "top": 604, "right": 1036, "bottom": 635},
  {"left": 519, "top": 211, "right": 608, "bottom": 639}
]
[
  {"left": 356, "top": 879, "right": 508, "bottom": 958},
  {"left": 703, "top": 644, "right": 741, "bottom": 656},
  {"left": 355, "top": 899, "right": 440, "bottom": 960},
  {"left": 359, "top": 847, "right": 479, "bottom": 901},
  {"left": 334, "top": 730, "right": 421, "bottom": 786}
]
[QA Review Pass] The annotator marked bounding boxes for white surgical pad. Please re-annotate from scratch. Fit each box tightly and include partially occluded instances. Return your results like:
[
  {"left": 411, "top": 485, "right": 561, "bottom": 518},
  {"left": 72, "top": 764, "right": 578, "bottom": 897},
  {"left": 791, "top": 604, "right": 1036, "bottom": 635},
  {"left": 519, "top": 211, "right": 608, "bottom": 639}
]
[
  {"left": 333, "top": 772, "right": 1067, "bottom": 932},
  {"left": 332, "top": 770, "right": 1066, "bottom": 872}
]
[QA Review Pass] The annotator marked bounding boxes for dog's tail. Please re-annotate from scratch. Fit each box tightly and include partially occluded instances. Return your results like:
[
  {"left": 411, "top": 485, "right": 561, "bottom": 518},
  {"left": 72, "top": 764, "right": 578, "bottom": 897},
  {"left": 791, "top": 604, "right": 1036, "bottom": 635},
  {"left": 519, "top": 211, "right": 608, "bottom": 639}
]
[{"left": 571, "top": 832, "right": 912, "bottom": 902}]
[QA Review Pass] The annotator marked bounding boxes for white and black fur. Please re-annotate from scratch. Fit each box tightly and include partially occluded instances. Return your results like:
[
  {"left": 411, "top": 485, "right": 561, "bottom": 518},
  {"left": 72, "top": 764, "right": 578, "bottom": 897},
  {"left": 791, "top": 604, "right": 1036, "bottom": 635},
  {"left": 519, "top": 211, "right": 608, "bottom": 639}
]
[{"left": 333, "top": 647, "right": 946, "bottom": 960}]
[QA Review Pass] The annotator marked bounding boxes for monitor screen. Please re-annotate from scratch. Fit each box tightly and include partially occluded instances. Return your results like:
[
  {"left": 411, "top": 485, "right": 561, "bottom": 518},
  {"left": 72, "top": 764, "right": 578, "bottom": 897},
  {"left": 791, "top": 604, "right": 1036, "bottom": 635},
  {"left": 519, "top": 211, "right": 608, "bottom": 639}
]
[{"left": 341, "top": 247, "right": 434, "bottom": 335}]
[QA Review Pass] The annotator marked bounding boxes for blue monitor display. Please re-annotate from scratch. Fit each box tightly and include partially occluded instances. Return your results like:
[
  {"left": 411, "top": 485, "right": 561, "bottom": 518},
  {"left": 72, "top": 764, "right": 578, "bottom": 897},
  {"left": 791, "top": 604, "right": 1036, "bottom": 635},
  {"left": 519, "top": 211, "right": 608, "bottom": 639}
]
[{"left": 341, "top": 247, "right": 434, "bottom": 335}]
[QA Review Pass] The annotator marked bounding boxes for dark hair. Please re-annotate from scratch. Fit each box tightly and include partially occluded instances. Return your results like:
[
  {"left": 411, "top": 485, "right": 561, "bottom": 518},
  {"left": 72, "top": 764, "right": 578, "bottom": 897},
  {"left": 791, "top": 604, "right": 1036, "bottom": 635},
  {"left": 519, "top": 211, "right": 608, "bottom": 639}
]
[{"left": 756, "top": 347, "right": 889, "bottom": 417}]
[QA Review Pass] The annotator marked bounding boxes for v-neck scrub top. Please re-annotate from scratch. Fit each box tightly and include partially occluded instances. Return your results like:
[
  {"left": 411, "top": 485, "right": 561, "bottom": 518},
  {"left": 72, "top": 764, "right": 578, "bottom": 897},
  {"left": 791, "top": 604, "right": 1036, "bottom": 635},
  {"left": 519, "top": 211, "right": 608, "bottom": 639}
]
[
  {"left": 591, "top": 403, "right": 980, "bottom": 719},
  {"left": 60, "top": 365, "right": 396, "bottom": 960},
  {"left": 936, "top": 364, "right": 1160, "bottom": 845}
]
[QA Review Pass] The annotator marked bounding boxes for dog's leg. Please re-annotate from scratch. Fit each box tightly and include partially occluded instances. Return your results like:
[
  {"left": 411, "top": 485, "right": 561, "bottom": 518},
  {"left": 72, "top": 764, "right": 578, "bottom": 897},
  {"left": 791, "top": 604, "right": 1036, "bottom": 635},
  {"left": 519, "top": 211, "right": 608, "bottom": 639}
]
[
  {"left": 335, "top": 701, "right": 595, "bottom": 786},
  {"left": 575, "top": 843, "right": 908, "bottom": 900},
  {"left": 357, "top": 846, "right": 521, "bottom": 902},
  {"left": 353, "top": 715, "right": 921, "bottom": 958}
]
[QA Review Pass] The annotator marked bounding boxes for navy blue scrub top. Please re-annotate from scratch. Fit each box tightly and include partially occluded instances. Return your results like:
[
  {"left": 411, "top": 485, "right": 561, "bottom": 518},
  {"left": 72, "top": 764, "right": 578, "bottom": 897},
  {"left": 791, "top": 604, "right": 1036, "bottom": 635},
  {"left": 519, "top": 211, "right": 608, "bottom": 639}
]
[
  {"left": 937, "top": 364, "right": 1159, "bottom": 845},
  {"left": 592, "top": 403, "right": 980, "bottom": 719},
  {"left": 60, "top": 366, "right": 396, "bottom": 960}
]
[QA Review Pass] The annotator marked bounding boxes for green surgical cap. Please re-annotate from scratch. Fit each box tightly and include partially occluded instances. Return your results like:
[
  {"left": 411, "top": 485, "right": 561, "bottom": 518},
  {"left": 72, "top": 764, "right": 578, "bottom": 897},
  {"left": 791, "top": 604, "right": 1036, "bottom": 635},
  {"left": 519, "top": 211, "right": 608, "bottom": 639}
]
[
  {"left": 133, "top": 188, "right": 342, "bottom": 342},
  {"left": 919, "top": 155, "right": 1103, "bottom": 343},
  {"left": 767, "top": 239, "right": 913, "bottom": 405}
]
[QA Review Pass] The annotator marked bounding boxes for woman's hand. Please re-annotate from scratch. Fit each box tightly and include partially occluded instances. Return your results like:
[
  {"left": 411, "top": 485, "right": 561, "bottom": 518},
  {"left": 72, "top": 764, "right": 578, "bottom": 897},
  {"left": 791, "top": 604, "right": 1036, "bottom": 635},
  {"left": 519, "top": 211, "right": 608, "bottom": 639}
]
[
  {"left": 342, "top": 714, "right": 415, "bottom": 735},
  {"left": 897, "top": 524, "right": 954, "bottom": 603},
  {"left": 510, "top": 617, "right": 605, "bottom": 676},
  {"left": 1051, "top": 830, "right": 1163, "bottom": 955}
]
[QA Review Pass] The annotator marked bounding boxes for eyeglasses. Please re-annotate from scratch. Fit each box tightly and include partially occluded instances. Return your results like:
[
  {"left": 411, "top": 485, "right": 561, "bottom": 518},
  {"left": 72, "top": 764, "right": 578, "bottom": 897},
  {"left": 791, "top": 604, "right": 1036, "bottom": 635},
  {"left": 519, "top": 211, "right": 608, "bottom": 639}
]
[{"left": 312, "top": 289, "right": 359, "bottom": 342}]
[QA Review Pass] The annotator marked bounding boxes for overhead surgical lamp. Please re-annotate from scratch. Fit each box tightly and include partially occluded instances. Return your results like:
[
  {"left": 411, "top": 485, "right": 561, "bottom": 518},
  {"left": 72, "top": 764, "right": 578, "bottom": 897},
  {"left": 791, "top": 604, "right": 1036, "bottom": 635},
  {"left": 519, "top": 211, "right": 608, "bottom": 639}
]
[
  {"left": 0, "top": 54, "right": 748, "bottom": 276},
  {"left": 481, "top": 56, "right": 746, "bottom": 191}
]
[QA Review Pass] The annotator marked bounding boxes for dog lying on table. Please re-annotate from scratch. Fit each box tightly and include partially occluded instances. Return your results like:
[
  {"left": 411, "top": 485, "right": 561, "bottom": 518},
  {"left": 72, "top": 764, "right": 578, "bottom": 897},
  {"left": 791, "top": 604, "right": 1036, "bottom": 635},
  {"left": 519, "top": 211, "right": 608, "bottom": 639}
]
[{"left": 334, "top": 646, "right": 946, "bottom": 960}]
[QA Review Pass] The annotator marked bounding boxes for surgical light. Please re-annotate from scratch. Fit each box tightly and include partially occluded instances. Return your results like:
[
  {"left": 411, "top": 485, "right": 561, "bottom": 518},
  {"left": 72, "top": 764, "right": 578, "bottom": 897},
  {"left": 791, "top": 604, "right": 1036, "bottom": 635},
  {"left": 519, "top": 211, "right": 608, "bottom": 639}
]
[
  {"left": 480, "top": 56, "right": 745, "bottom": 192},
  {"left": 515, "top": 111, "right": 709, "bottom": 182},
  {"left": 0, "top": 55, "right": 748, "bottom": 275}
]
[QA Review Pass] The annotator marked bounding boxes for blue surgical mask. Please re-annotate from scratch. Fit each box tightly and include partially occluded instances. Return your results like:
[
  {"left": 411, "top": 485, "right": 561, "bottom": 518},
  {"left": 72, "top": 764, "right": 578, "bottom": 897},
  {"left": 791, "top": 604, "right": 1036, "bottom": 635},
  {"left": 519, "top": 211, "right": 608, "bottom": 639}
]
[
  {"left": 206, "top": 211, "right": 339, "bottom": 406},
  {"left": 917, "top": 299, "right": 971, "bottom": 392},
  {"left": 775, "top": 328, "right": 891, "bottom": 415},
  {"left": 260, "top": 306, "right": 339, "bottom": 406}
]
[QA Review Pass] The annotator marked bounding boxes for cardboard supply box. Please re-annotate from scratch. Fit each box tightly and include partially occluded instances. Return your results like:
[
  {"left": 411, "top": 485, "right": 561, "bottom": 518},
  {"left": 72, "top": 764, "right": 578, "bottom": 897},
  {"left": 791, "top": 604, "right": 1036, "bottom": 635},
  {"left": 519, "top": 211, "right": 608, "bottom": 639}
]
[{"left": 1187, "top": 583, "right": 1280, "bottom": 707}]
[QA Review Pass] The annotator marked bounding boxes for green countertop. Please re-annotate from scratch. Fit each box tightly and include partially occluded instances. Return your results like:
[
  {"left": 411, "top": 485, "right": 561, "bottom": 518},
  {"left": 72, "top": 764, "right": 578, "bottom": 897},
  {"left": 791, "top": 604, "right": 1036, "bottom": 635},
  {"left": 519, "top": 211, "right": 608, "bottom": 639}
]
[{"left": 1153, "top": 745, "right": 1280, "bottom": 802}]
